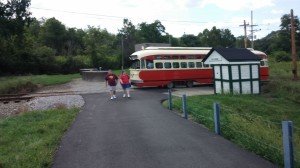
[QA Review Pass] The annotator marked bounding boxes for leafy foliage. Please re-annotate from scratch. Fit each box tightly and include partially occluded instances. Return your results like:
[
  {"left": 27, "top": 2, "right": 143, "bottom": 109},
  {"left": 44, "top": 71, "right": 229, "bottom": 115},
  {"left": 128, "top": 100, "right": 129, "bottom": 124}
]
[
  {"left": 271, "top": 51, "right": 292, "bottom": 62},
  {"left": 0, "top": 1, "right": 299, "bottom": 75}
]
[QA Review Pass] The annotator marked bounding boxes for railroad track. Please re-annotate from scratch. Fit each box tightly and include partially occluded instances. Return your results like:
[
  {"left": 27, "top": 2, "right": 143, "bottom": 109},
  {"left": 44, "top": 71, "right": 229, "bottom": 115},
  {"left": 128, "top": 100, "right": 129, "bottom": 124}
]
[{"left": 0, "top": 91, "right": 76, "bottom": 103}]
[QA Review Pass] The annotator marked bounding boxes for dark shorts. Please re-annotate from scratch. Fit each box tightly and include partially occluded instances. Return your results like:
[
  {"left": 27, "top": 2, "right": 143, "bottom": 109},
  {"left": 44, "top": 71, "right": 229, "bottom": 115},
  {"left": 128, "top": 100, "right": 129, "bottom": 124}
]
[{"left": 121, "top": 84, "right": 131, "bottom": 89}]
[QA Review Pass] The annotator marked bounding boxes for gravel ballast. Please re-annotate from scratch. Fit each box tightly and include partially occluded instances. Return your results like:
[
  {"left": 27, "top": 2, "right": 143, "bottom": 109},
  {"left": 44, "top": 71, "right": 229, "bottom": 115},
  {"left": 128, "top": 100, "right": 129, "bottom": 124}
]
[{"left": 26, "top": 95, "right": 85, "bottom": 111}]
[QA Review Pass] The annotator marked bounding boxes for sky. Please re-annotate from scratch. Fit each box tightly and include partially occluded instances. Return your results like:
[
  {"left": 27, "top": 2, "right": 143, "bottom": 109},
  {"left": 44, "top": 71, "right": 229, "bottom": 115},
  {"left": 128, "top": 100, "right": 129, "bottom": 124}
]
[{"left": 29, "top": 0, "right": 299, "bottom": 39}]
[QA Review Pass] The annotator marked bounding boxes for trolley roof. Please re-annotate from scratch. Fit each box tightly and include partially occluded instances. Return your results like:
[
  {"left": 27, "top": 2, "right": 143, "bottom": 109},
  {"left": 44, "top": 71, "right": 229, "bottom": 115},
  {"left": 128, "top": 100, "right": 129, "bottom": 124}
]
[{"left": 130, "top": 47, "right": 267, "bottom": 60}]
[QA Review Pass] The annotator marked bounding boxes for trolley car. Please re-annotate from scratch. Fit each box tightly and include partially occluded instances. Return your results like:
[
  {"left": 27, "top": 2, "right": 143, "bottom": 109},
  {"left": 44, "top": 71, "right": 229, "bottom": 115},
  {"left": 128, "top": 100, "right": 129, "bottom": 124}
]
[{"left": 129, "top": 47, "right": 269, "bottom": 88}]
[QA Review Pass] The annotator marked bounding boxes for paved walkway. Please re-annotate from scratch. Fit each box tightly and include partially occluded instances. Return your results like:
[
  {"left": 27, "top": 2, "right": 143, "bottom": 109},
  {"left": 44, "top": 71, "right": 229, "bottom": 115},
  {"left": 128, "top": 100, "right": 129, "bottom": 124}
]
[{"left": 52, "top": 89, "right": 275, "bottom": 168}]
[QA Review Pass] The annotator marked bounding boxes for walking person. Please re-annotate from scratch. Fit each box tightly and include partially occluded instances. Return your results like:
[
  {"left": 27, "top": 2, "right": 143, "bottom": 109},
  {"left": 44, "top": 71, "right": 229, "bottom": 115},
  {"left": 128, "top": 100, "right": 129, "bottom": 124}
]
[
  {"left": 119, "top": 70, "right": 131, "bottom": 98},
  {"left": 105, "top": 69, "right": 118, "bottom": 100}
]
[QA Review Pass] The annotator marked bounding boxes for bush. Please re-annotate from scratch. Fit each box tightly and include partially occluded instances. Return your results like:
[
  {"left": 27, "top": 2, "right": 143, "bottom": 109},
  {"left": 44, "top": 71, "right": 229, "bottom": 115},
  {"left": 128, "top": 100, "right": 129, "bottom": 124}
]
[
  {"left": 271, "top": 51, "right": 292, "bottom": 62},
  {"left": 33, "top": 46, "right": 56, "bottom": 74}
]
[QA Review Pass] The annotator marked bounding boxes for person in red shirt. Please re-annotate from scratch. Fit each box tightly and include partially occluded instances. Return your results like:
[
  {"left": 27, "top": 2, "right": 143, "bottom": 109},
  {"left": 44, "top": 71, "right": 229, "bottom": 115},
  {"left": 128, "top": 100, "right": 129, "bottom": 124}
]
[
  {"left": 119, "top": 70, "right": 131, "bottom": 98},
  {"left": 105, "top": 69, "right": 118, "bottom": 100}
]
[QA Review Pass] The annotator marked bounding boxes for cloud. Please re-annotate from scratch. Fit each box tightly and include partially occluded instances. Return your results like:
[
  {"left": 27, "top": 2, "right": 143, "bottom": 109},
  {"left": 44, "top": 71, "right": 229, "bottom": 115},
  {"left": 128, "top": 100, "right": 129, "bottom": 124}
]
[
  {"left": 271, "top": 9, "right": 284, "bottom": 14},
  {"left": 262, "top": 18, "right": 280, "bottom": 25},
  {"left": 198, "top": 0, "right": 275, "bottom": 11}
]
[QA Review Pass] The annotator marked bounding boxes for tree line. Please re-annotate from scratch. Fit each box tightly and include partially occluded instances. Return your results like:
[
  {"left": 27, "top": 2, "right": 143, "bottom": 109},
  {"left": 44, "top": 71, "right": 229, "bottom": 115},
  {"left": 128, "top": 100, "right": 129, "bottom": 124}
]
[{"left": 0, "top": 0, "right": 299, "bottom": 75}]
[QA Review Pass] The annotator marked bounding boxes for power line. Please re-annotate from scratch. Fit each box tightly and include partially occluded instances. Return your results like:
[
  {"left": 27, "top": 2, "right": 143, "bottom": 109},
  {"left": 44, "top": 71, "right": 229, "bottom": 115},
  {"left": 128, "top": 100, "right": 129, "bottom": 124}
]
[{"left": 30, "top": 6, "right": 246, "bottom": 25}]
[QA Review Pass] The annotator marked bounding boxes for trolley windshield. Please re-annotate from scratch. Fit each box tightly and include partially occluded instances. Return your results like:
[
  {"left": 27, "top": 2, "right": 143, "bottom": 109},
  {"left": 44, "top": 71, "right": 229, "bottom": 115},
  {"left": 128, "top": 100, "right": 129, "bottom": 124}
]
[{"left": 130, "top": 59, "right": 140, "bottom": 69}]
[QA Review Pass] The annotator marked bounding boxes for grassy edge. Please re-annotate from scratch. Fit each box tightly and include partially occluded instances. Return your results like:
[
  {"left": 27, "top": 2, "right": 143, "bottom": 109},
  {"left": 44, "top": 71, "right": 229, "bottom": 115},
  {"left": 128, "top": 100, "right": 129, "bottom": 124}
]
[
  {"left": 0, "top": 108, "right": 80, "bottom": 168},
  {"left": 0, "top": 74, "right": 80, "bottom": 94},
  {"left": 162, "top": 96, "right": 300, "bottom": 167}
]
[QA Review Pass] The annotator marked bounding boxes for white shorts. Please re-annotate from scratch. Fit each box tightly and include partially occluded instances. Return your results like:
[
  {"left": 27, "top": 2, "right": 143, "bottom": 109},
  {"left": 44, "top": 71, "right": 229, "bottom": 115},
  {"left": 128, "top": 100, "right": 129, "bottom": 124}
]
[{"left": 109, "top": 86, "right": 116, "bottom": 91}]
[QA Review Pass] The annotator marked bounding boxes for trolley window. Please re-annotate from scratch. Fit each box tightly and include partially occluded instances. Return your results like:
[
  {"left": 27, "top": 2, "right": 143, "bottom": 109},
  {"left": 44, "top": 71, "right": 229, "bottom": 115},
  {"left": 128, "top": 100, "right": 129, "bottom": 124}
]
[
  {"left": 204, "top": 64, "right": 210, "bottom": 68},
  {"left": 146, "top": 60, "right": 154, "bottom": 69},
  {"left": 196, "top": 62, "right": 202, "bottom": 68},
  {"left": 164, "top": 56, "right": 171, "bottom": 59},
  {"left": 164, "top": 62, "right": 172, "bottom": 69},
  {"left": 172, "top": 56, "right": 179, "bottom": 59},
  {"left": 130, "top": 60, "right": 140, "bottom": 69},
  {"left": 196, "top": 55, "right": 201, "bottom": 59},
  {"left": 188, "top": 62, "right": 195, "bottom": 68},
  {"left": 180, "top": 56, "right": 186, "bottom": 59},
  {"left": 173, "top": 62, "right": 179, "bottom": 68},
  {"left": 181, "top": 62, "right": 187, "bottom": 68},
  {"left": 155, "top": 62, "right": 163, "bottom": 69},
  {"left": 155, "top": 56, "right": 163, "bottom": 59},
  {"left": 188, "top": 55, "right": 194, "bottom": 59},
  {"left": 141, "top": 58, "right": 145, "bottom": 69}
]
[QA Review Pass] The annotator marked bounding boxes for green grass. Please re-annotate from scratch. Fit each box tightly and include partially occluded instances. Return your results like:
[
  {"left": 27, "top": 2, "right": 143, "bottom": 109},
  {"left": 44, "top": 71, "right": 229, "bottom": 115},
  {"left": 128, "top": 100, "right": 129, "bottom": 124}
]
[
  {"left": 0, "top": 108, "right": 80, "bottom": 168},
  {"left": 163, "top": 61, "right": 300, "bottom": 167},
  {"left": 0, "top": 74, "right": 80, "bottom": 94}
]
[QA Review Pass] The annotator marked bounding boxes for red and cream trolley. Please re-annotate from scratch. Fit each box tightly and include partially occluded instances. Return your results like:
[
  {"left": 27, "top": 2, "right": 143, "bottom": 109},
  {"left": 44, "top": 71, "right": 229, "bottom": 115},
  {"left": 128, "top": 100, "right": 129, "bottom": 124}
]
[{"left": 129, "top": 47, "right": 269, "bottom": 88}]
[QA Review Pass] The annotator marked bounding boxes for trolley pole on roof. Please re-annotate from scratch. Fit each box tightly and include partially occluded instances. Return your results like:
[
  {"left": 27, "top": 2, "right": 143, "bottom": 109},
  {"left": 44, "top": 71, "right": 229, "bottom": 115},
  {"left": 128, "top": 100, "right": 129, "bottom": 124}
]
[{"left": 291, "top": 9, "right": 298, "bottom": 80}]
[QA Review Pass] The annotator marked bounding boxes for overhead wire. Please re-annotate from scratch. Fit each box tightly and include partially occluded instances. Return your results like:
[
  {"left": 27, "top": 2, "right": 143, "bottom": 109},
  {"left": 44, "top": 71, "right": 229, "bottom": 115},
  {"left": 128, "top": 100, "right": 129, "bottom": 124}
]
[{"left": 30, "top": 6, "right": 278, "bottom": 28}]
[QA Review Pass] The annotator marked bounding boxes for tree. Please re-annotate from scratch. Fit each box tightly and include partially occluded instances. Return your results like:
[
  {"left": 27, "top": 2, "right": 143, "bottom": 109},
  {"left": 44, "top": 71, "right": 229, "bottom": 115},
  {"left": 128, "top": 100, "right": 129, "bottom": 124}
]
[
  {"left": 39, "top": 17, "right": 67, "bottom": 55},
  {"left": 180, "top": 34, "right": 201, "bottom": 47},
  {"left": 0, "top": 0, "right": 32, "bottom": 39},
  {"left": 83, "top": 26, "right": 117, "bottom": 69},
  {"left": 137, "top": 20, "right": 166, "bottom": 43},
  {"left": 0, "top": 0, "right": 32, "bottom": 74},
  {"left": 198, "top": 26, "right": 236, "bottom": 47},
  {"left": 254, "top": 13, "right": 300, "bottom": 56},
  {"left": 118, "top": 19, "right": 137, "bottom": 67}
]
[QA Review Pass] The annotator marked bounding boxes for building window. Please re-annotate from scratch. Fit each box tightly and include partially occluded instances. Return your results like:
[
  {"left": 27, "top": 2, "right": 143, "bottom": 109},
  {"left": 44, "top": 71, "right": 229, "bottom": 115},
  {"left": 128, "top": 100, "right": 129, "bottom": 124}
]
[
  {"left": 164, "top": 62, "right": 172, "bottom": 69},
  {"left": 173, "top": 62, "right": 179, "bottom": 68},
  {"left": 181, "top": 62, "right": 187, "bottom": 68},
  {"left": 155, "top": 62, "right": 163, "bottom": 69},
  {"left": 188, "top": 62, "right": 195, "bottom": 68}
]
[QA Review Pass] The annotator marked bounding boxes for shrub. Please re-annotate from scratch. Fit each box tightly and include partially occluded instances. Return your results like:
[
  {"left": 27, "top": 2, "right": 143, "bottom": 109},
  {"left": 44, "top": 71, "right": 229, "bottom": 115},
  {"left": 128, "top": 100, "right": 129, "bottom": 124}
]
[{"left": 271, "top": 51, "right": 292, "bottom": 62}]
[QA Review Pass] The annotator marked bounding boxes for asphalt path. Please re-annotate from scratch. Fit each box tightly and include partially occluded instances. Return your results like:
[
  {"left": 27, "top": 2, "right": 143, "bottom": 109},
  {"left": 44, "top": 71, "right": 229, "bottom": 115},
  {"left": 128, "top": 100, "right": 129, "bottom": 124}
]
[{"left": 52, "top": 88, "right": 276, "bottom": 168}]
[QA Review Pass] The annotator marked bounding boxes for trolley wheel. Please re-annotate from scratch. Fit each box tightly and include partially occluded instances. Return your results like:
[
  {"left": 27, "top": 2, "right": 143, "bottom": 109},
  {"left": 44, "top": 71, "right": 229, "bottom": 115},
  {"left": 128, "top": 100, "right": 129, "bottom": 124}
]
[
  {"left": 186, "top": 81, "right": 193, "bottom": 88},
  {"left": 167, "top": 82, "right": 174, "bottom": 89}
]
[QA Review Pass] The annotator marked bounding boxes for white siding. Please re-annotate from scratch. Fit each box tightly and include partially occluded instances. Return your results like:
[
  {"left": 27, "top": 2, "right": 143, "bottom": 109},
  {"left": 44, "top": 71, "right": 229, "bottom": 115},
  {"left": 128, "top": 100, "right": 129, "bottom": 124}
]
[
  {"left": 232, "top": 82, "right": 240, "bottom": 94},
  {"left": 253, "top": 81, "right": 259, "bottom": 94},
  {"left": 242, "top": 81, "right": 251, "bottom": 94},
  {"left": 241, "top": 65, "right": 250, "bottom": 79},
  {"left": 215, "top": 81, "right": 222, "bottom": 93},
  {"left": 252, "top": 65, "right": 259, "bottom": 79},
  {"left": 204, "top": 52, "right": 229, "bottom": 64},
  {"left": 223, "top": 82, "right": 230, "bottom": 93},
  {"left": 214, "top": 66, "right": 221, "bottom": 79},
  {"left": 222, "top": 66, "right": 229, "bottom": 80},
  {"left": 231, "top": 66, "right": 239, "bottom": 80}
]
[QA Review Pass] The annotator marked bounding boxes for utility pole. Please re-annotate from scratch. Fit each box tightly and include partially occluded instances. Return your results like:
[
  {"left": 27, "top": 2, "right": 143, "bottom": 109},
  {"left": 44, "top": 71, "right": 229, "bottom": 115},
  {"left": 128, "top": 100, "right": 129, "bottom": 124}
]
[
  {"left": 121, "top": 34, "right": 124, "bottom": 71},
  {"left": 291, "top": 9, "right": 298, "bottom": 80},
  {"left": 249, "top": 10, "right": 259, "bottom": 49},
  {"left": 240, "top": 20, "right": 249, "bottom": 48}
]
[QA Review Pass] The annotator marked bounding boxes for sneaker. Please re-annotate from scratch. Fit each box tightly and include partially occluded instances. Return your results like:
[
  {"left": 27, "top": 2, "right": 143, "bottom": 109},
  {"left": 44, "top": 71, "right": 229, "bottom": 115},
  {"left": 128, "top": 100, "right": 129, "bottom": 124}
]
[
  {"left": 123, "top": 94, "right": 126, "bottom": 98},
  {"left": 113, "top": 95, "right": 117, "bottom": 99},
  {"left": 110, "top": 97, "right": 113, "bottom": 100},
  {"left": 127, "top": 95, "right": 131, "bottom": 98}
]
